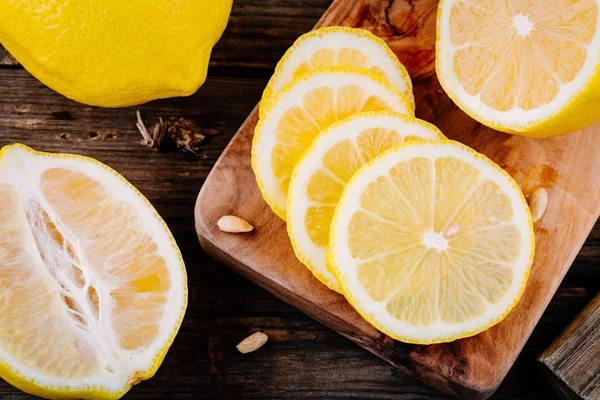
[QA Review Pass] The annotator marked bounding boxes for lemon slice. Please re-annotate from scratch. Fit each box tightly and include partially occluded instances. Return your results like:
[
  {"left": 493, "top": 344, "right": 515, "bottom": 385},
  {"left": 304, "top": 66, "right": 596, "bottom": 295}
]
[
  {"left": 327, "top": 140, "right": 534, "bottom": 344},
  {"left": 436, "top": 0, "right": 600, "bottom": 137},
  {"left": 0, "top": 144, "right": 187, "bottom": 399},
  {"left": 260, "top": 26, "right": 414, "bottom": 118},
  {"left": 287, "top": 112, "right": 444, "bottom": 292},
  {"left": 252, "top": 67, "right": 413, "bottom": 219}
]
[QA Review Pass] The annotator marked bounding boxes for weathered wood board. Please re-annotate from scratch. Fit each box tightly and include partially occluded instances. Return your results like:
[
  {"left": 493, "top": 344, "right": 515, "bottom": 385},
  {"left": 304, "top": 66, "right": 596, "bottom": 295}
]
[
  {"left": 539, "top": 294, "right": 600, "bottom": 400},
  {"left": 195, "top": 0, "right": 600, "bottom": 398}
]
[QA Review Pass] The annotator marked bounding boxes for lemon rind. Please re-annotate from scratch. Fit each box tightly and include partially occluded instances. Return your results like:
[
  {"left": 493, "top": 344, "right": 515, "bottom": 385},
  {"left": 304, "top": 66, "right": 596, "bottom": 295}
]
[{"left": 0, "top": 0, "right": 233, "bottom": 108}]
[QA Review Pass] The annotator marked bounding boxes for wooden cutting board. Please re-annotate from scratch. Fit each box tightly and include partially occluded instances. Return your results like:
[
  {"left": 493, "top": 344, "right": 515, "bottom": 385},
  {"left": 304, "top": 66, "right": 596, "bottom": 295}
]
[{"left": 194, "top": 0, "right": 600, "bottom": 398}]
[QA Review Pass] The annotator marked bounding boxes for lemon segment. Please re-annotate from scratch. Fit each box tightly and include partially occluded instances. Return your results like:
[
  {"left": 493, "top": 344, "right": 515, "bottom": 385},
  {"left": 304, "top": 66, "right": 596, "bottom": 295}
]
[
  {"left": 252, "top": 67, "right": 414, "bottom": 220},
  {"left": 327, "top": 140, "right": 534, "bottom": 344},
  {"left": 287, "top": 112, "right": 444, "bottom": 292},
  {"left": 436, "top": 0, "right": 600, "bottom": 137},
  {"left": 0, "top": 144, "right": 187, "bottom": 399},
  {"left": 260, "top": 26, "right": 414, "bottom": 118}
]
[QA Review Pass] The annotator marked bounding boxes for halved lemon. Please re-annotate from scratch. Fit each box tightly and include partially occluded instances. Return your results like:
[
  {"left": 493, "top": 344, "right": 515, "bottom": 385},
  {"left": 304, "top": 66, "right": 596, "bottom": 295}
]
[
  {"left": 260, "top": 26, "right": 415, "bottom": 118},
  {"left": 436, "top": 0, "right": 600, "bottom": 137},
  {"left": 287, "top": 112, "right": 444, "bottom": 292},
  {"left": 252, "top": 67, "right": 413, "bottom": 219},
  {"left": 0, "top": 144, "right": 187, "bottom": 399},
  {"left": 327, "top": 140, "right": 534, "bottom": 344}
]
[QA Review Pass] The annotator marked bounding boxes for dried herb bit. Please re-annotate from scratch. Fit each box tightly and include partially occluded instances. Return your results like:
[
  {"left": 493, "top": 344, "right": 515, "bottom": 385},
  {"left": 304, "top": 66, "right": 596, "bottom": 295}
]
[
  {"left": 136, "top": 111, "right": 209, "bottom": 155},
  {"left": 152, "top": 117, "right": 205, "bottom": 154},
  {"left": 89, "top": 130, "right": 117, "bottom": 141},
  {"left": 136, "top": 110, "right": 153, "bottom": 145}
]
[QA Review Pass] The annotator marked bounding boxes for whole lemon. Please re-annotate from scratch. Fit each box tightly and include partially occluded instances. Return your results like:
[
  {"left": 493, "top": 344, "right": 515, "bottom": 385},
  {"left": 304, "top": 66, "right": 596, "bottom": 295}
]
[{"left": 0, "top": 0, "right": 232, "bottom": 107}]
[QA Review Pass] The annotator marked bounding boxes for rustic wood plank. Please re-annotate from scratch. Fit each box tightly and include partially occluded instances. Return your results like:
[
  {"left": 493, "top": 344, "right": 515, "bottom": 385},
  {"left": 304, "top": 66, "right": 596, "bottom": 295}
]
[
  {"left": 194, "top": 0, "right": 600, "bottom": 399},
  {"left": 0, "top": 46, "right": 17, "bottom": 66},
  {"left": 212, "top": 0, "right": 333, "bottom": 70},
  {"left": 0, "top": 69, "right": 262, "bottom": 169},
  {"left": 538, "top": 294, "right": 600, "bottom": 400}
]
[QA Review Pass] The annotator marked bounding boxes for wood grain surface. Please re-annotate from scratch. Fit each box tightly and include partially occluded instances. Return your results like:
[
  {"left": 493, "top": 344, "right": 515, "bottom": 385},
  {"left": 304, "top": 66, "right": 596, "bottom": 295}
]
[
  {"left": 195, "top": 0, "right": 600, "bottom": 399},
  {"left": 539, "top": 294, "right": 600, "bottom": 400},
  {"left": 0, "top": 0, "right": 598, "bottom": 399},
  {"left": 0, "top": 47, "right": 16, "bottom": 66}
]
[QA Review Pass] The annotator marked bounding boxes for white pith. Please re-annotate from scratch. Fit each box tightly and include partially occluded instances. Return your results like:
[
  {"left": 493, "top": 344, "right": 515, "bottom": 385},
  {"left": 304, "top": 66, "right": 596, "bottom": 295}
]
[
  {"left": 254, "top": 71, "right": 413, "bottom": 217},
  {"left": 0, "top": 145, "right": 186, "bottom": 393},
  {"left": 437, "top": 0, "right": 600, "bottom": 128},
  {"left": 287, "top": 113, "right": 444, "bottom": 291},
  {"left": 328, "top": 142, "right": 534, "bottom": 342},
  {"left": 512, "top": 14, "right": 534, "bottom": 36},
  {"left": 423, "top": 230, "right": 449, "bottom": 251}
]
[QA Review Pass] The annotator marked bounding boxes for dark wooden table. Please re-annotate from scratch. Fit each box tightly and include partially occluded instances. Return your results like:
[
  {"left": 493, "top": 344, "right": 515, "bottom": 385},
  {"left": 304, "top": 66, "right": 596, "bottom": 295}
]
[{"left": 0, "top": 1, "right": 598, "bottom": 399}]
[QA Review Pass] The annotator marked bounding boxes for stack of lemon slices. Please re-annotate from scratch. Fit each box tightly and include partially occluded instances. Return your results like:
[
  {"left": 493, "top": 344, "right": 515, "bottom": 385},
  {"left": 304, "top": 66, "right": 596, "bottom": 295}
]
[{"left": 252, "top": 26, "right": 535, "bottom": 345}]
